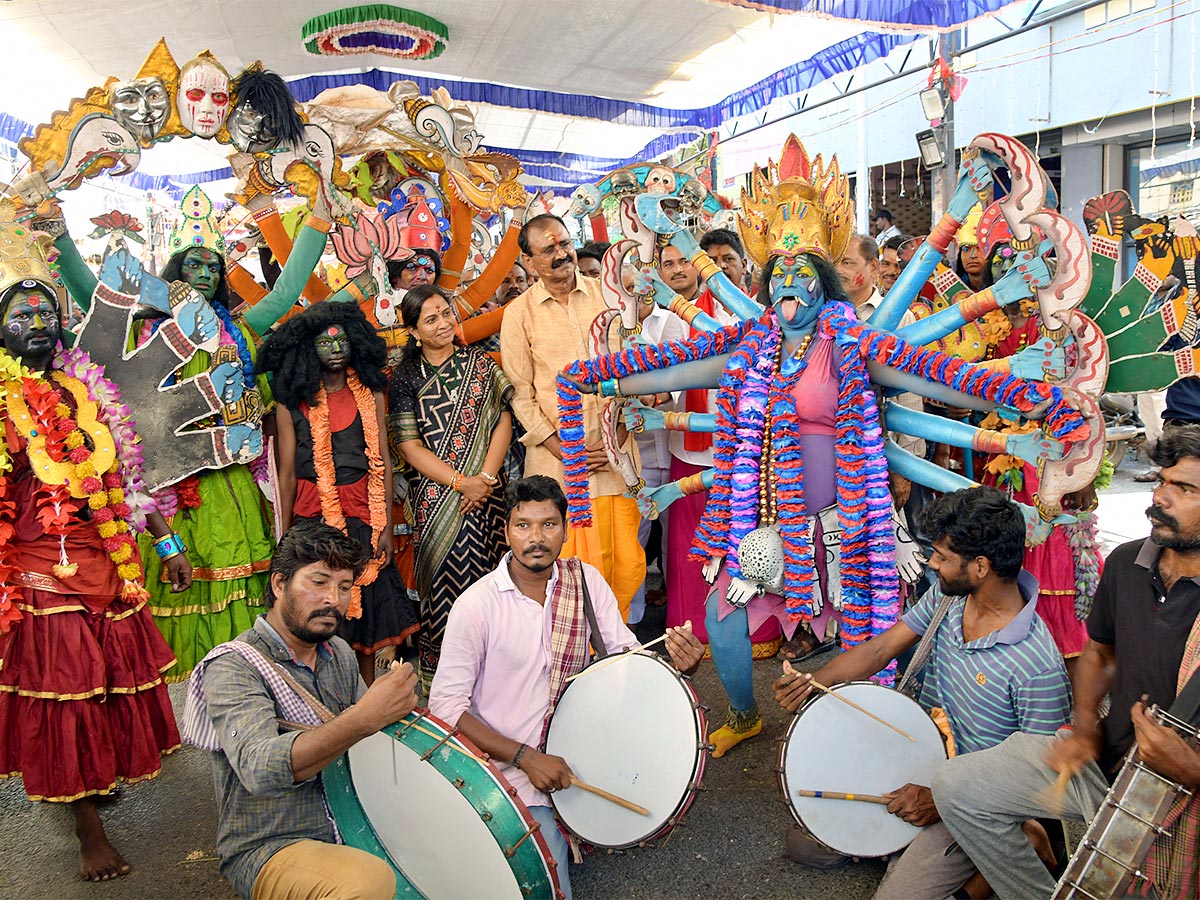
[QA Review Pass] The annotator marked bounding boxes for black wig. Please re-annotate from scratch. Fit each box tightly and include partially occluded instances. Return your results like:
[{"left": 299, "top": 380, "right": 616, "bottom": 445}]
[
  {"left": 231, "top": 66, "right": 304, "bottom": 148},
  {"left": 255, "top": 302, "right": 389, "bottom": 409}
]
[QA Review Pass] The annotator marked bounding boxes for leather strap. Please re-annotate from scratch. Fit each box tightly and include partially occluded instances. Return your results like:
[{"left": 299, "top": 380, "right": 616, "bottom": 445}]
[
  {"left": 897, "top": 589, "right": 958, "bottom": 699},
  {"left": 579, "top": 571, "right": 609, "bottom": 661}
]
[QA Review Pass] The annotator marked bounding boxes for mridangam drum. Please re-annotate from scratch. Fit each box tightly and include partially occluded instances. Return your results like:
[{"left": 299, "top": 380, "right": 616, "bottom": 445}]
[
  {"left": 324, "top": 710, "right": 561, "bottom": 900},
  {"left": 545, "top": 651, "right": 707, "bottom": 848},
  {"left": 778, "top": 681, "right": 947, "bottom": 858}
]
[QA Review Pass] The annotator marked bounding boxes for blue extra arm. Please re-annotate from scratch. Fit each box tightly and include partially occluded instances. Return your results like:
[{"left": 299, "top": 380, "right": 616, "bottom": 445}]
[
  {"left": 884, "top": 405, "right": 1064, "bottom": 468},
  {"left": 668, "top": 229, "right": 763, "bottom": 322}
]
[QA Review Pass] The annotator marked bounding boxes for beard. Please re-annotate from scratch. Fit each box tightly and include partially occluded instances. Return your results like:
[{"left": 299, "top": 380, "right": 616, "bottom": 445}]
[
  {"left": 1147, "top": 505, "right": 1200, "bottom": 550},
  {"left": 280, "top": 591, "right": 346, "bottom": 644},
  {"left": 936, "top": 570, "right": 976, "bottom": 597}
]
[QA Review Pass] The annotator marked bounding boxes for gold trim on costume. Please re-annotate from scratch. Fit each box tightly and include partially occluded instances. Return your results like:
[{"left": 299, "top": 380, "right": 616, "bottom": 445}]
[
  {"left": 148, "top": 588, "right": 265, "bottom": 618},
  {"left": 7, "top": 747, "right": 179, "bottom": 803},
  {"left": 0, "top": 675, "right": 167, "bottom": 699},
  {"left": 161, "top": 559, "right": 270, "bottom": 583}
]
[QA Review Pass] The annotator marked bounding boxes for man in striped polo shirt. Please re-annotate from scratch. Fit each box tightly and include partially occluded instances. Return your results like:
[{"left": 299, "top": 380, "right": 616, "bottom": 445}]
[{"left": 774, "top": 486, "right": 1070, "bottom": 897}]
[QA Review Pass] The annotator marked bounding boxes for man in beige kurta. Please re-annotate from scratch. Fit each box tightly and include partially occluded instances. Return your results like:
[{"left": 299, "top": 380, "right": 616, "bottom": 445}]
[{"left": 499, "top": 214, "right": 645, "bottom": 621}]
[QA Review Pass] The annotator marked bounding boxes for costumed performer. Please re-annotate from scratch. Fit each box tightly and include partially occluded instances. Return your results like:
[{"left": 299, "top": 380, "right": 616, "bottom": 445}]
[
  {"left": 34, "top": 181, "right": 342, "bottom": 680},
  {"left": 0, "top": 204, "right": 193, "bottom": 881},
  {"left": 182, "top": 521, "right": 420, "bottom": 900},
  {"left": 390, "top": 284, "right": 514, "bottom": 690},
  {"left": 562, "top": 139, "right": 1089, "bottom": 759},
  {"left": 500, "top": 214, "right": 646, "bottom": 622},
  {"left": 256, "top": 302, "right": 419, "bottom": 685},
  {"left": 429, "top": 476, "right": 704, "bottom": 900}
]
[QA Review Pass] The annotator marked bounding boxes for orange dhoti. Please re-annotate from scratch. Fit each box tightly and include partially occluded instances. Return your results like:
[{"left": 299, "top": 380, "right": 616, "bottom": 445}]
[{"left": 563, "top": 494, "right": 645, "bottom": 622}]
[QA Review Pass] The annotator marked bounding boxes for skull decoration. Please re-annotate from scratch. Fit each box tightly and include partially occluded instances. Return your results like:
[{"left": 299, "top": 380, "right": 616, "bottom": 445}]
[
  {"left": 568, "top": 184, "right": 603, "bottom": 218},
  {"left": 610, "top": 168, "right": 640, "bottom": 197},
  {"left": 644, "top": 166, "right": 677, "bottom": 195},
  {"left": 677, "top": 177, "right": 709, "bottom": 214}
]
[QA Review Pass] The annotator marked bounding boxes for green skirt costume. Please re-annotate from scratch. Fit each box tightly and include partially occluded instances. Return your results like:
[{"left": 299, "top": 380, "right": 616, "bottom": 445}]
[{"left": 141, "top": 462, "right": 275, "bottom": 681}]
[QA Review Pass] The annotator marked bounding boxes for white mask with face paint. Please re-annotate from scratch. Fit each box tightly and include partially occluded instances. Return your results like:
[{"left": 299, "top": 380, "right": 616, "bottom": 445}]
[{"left": 178, "top": 60, "right": 230, "bottom": 138}]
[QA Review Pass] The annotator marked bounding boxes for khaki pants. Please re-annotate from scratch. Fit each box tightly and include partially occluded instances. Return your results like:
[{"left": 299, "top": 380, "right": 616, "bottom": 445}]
[{"left": 252, "top": 840, "right": 396, "bottom": 900}]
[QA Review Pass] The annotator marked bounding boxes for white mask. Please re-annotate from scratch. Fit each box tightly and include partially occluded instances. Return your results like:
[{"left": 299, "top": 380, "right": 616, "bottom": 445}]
[{"left": 178, "top": 60, "right": 230, "bottom": 138}]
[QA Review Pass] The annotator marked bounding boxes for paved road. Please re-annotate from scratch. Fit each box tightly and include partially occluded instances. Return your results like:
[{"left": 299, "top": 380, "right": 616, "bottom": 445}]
[{"left": 0, "top": 462, "right": 1154, "bottom": 900}]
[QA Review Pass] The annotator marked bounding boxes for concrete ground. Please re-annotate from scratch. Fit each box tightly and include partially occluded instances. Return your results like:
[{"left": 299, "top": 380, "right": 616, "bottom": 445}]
[{"left": 0, "top": 455, "right": 1156, "bottom": 900}]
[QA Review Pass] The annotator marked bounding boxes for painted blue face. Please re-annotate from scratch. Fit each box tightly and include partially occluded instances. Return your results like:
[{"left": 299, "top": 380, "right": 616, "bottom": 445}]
[{"left": 769, "top": 254, "right": 824, "bottom": 332}]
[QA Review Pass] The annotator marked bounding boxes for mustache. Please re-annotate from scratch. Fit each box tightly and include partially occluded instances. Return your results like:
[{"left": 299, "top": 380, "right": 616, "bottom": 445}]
[
  {"left": 1147, "top": 505, "right": 1178, "bottom": 528},
  {"left": 308, "top": 606, "right": 345, "bottom": 624},
  {"left": 551, "top": 255, "right": 573, "bottom": 269},
  {"left": 524, "top": 544, "right": 551, "bottom": 554}
]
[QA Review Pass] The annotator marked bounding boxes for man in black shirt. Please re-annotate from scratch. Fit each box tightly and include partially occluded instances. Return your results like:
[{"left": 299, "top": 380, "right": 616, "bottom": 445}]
[{"left": 931, "top": 425, "right": 1200, "bottom": 899}]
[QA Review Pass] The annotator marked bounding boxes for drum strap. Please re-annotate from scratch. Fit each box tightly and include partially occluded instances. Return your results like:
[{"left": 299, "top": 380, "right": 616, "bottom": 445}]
[
  {"left": 896, "top": 589, "right": 958, "bottom": 700},
  {"left": 580, "top": 576, "right": 609, "bottom": 661}
]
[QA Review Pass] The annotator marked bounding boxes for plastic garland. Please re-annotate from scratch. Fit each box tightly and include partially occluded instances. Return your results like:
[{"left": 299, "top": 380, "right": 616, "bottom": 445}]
[
  {"left": 1066, "top": 510, "right": 1102, "bottom": 622},
  {"left": 211, "top": 303, "right": 258, "bottom": 392},
  {"left": 302, "top": 4, "right": 449, "bottom": 60},
  {"left": 309, "top": 369, "right": 387, "bottom": 619}
]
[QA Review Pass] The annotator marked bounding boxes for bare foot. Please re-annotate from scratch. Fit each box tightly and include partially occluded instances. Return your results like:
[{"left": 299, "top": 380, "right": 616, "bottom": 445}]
[{"left": 72, "top": 797, "right": 131, "bottom": 881}]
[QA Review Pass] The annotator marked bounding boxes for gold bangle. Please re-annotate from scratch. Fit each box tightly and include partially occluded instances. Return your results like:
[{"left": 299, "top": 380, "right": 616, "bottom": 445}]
[{"left": 679, "top": 473, "right": 707, "bottom": 495}]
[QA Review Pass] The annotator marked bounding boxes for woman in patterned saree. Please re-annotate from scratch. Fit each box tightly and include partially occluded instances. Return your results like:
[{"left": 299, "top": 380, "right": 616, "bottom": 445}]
[{"left": 390, "top": 285, "right": 514, "bottom": 688}]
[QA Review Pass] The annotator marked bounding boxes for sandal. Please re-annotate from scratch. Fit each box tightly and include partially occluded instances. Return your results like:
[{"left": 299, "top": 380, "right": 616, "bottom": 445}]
[{"left": 779, "top": 629, "right": 834, "bottom": 662}]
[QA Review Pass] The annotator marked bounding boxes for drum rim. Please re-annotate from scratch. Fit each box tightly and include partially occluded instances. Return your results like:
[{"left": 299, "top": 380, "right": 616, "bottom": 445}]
[
  {"left": 545, "top": 651, "right": 707, "bottom": 849},
  {"left": 776, "top": 681, "right": 948, "bottom": 858},
  {"left": 325, "top": 707, "right": 562, "bottom": 898}
]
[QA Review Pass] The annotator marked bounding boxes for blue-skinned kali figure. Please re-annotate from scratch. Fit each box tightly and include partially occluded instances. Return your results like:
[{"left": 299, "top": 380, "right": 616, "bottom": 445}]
[{"left": 559, "top": 135, "right": 1097, "bottom": 758}]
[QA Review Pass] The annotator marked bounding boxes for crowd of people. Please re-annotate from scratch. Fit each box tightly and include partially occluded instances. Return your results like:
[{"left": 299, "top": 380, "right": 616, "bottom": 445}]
[{"left": 2, "top": 154, "right": 1199, "bottom": 900}]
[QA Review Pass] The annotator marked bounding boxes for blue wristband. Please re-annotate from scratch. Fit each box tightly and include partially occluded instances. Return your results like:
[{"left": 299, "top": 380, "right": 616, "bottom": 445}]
[
  {"left": 153, "top": 533, "right": 186, "bottom": 560},
  {"left": 599, "top": 378, "right": 623, "bottom": 398}
]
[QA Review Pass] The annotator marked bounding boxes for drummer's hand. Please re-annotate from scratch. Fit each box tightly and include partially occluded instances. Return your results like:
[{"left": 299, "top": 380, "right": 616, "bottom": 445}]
[
  {"left": 354, "top": 660, "right": 419, "bottom": 730},
  {"left": 1131, "top": 698, "right": 1200, "bottom": 788},
  {"left": 1043, "top": 723, "right": 1101, "bottom": 779},
  {"left": 884, "top": 783, "right": 940, "bottom": 827},
  {"left": 518, "top": 749, "right": 573, "bottom": 793},
  {"left": 773, "top": 661, "right": 817, "bottom": 713},
  {"left": 664, "top": 620, "right": 703, "bottom": 675}
]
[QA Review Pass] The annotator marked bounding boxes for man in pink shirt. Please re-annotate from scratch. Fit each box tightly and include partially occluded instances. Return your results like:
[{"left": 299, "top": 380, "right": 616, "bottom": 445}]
[{"left": 429, "top": 476, "right": 703, "bottom": 898}]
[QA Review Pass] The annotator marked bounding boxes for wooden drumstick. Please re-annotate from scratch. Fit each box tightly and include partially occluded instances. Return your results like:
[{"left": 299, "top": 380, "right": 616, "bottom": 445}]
[
  {"left": 568, "top": 776, "right": 650, "bottom": 816},
  {"left": 796, "top": 789, "right": 891, "bottom": 805},
  {"left": 563, "top": 621, "right": 693, "bottom": 683},
  {"left": 783, "top": 662, "right": 917, "bottom": 743}
]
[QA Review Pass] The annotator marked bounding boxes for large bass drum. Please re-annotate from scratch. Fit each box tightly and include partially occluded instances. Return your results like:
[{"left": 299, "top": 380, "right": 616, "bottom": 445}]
[
  {"left": 545, "top": 651, "right": 708, "bottom": 848},
  {"left": 777, "top": 681, "right": 947, "bottom": 858},
  {"left": 325, "top": 710, "right": 562, "bottom": 899}
]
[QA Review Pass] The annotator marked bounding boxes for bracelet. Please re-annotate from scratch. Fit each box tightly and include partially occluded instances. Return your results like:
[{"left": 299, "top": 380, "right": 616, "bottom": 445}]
[
  {"left": 679, "top": 472, "right": 708, "bottom": 496},
  {"left": 479, "top": 471, "right": 499, "bottom": 485},
  {"left": 152, "top": 532, "right": 187, "bottom": 560},
  {"left": 663, "top": 411, "right": 693, "bottom": 432},
  {"left": 970, "top": 429, "right": 1010, "bottom": 456},
  {"left": 599, "top": 378, "right": 624, "bottom": 398},
  {"left": 511, "top": 743, "right": 529, "bottom": 769},
  {"left": 451, "top": 472, "right": 465, "bottom": 492}
]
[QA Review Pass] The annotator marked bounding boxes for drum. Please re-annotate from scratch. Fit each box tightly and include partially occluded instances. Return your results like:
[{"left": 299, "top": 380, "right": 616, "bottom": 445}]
[
  {"left": 324, "top": 710, "right": 562, "bottom": 900},
  {"left": 545, "top": 651, "right": 707, "bottom": 848},
  {"left": 777, "top": 681, "right": 947, "bottom": 858}
]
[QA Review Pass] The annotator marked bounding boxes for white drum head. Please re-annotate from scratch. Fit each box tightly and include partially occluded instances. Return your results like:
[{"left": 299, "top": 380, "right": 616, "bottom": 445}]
[
  {"left": 546, "top": 652, "right": 702, "bottom": 848},
  {"left": 781, "top": 682, "right": 946, "bottom": 858},
  {"left": 348, "top": 731, "right": 524, "bottom": 899}
]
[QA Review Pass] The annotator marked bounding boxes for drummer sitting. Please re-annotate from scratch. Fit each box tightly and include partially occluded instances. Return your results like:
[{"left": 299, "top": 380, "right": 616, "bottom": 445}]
[
  {"left": 429, "top": 475, "right": 705, "bottom": 900},
  {"left": 773, "top": 486, "right": 1070, "bottom": 899},
  {"left": 182, "top": 522, "right": 420, "bottom": 900}
]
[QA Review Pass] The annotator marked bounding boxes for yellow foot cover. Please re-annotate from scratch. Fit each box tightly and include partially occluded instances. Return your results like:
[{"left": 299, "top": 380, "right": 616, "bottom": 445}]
[{"left": 709, "top": 709, "right": 762, "bottom": 758}]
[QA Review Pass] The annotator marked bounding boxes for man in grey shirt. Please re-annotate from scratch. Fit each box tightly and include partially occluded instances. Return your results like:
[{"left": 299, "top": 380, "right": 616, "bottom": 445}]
[{"left": 192, "top": 521, "right": 418, "bottom": 899}]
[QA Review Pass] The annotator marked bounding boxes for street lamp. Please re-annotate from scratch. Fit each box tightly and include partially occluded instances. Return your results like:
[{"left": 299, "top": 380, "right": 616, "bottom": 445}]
[
  {"left": 916, "top": 129, "right": 946, "bottom": 168},
  {"left": 919, "top": 86, "right": 946, "bottom": 122}
]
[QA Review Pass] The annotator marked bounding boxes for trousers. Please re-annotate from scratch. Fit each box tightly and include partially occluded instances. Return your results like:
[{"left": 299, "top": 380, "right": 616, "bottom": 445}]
[
  {"left": 530, "top": 805, "right": 573, "bottom": 900},
  {"left": 251, "top": 839, "right": 396, "bottom": 900},
  {"left": 932, "top": 731, "right": 1108, "bottom": 900}
]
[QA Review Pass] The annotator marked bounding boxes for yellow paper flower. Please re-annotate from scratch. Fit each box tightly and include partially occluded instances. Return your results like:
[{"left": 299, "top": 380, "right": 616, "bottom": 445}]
[
  {"left": 65, "top": 431, "right": 85, "bottom": 449},
  {"left": 97, "top": 521, "right": 120, "bottom": 539},
  {"left": 77, "top": 461, "right": 95, "bottom": 478},
  {"left": 55, "top": 403, "right": 71, "bottom": 419},
  {"left": 107, "top": 488, "right": 125, "bottom": 504},
  {"left": 117, "top": 563, "right": 141, "bottom": 580},
  {"left": 88, "top": 491, "right": 108, "bottom": 510},
  {"left": 111, "top": 543, "right": 132, "bottom": 563}
]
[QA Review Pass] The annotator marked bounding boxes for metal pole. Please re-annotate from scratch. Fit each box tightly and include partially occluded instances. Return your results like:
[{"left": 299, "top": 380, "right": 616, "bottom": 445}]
[{"left": 930, "top": 31, "right": 961, "bottom": 224}]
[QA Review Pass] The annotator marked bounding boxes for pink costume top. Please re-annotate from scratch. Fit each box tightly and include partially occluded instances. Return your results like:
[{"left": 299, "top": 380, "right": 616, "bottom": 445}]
[{"left": 428, "top": 554, "right": 637, "bottom": 807}]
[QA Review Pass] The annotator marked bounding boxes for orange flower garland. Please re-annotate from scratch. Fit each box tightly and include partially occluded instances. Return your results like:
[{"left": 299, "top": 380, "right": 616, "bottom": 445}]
[{"left": 309, "top": 369, "right": 387, "bottom": 619}]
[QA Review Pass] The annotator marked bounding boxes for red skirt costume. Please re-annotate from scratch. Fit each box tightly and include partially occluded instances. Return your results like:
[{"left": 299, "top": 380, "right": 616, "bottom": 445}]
[{"left": 0, "top": 419, "right": 180, "bottom": 802}]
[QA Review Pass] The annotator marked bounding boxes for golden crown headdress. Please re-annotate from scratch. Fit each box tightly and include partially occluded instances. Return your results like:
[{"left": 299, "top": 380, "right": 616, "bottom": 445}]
[
  {"left": 0, "top": 199, "right": 59, "bottom": 302},
  {"left": 736, "top": 135, "right": 854, "bottom": 267},
  {"left": 169, "top": 185, "right": 227, "bottom": 258}
]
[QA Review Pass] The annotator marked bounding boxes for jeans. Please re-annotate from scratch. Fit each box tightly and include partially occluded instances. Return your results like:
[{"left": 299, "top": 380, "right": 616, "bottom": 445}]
[
  {"left": 704, "top": 592, "right": 756, "bottom": 712},
  {"left": 932, "top": 731, "right": 1108, "bottom": 900},
  {"left": 529, "top": 805, "right": 573, "bottom": 900}
]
